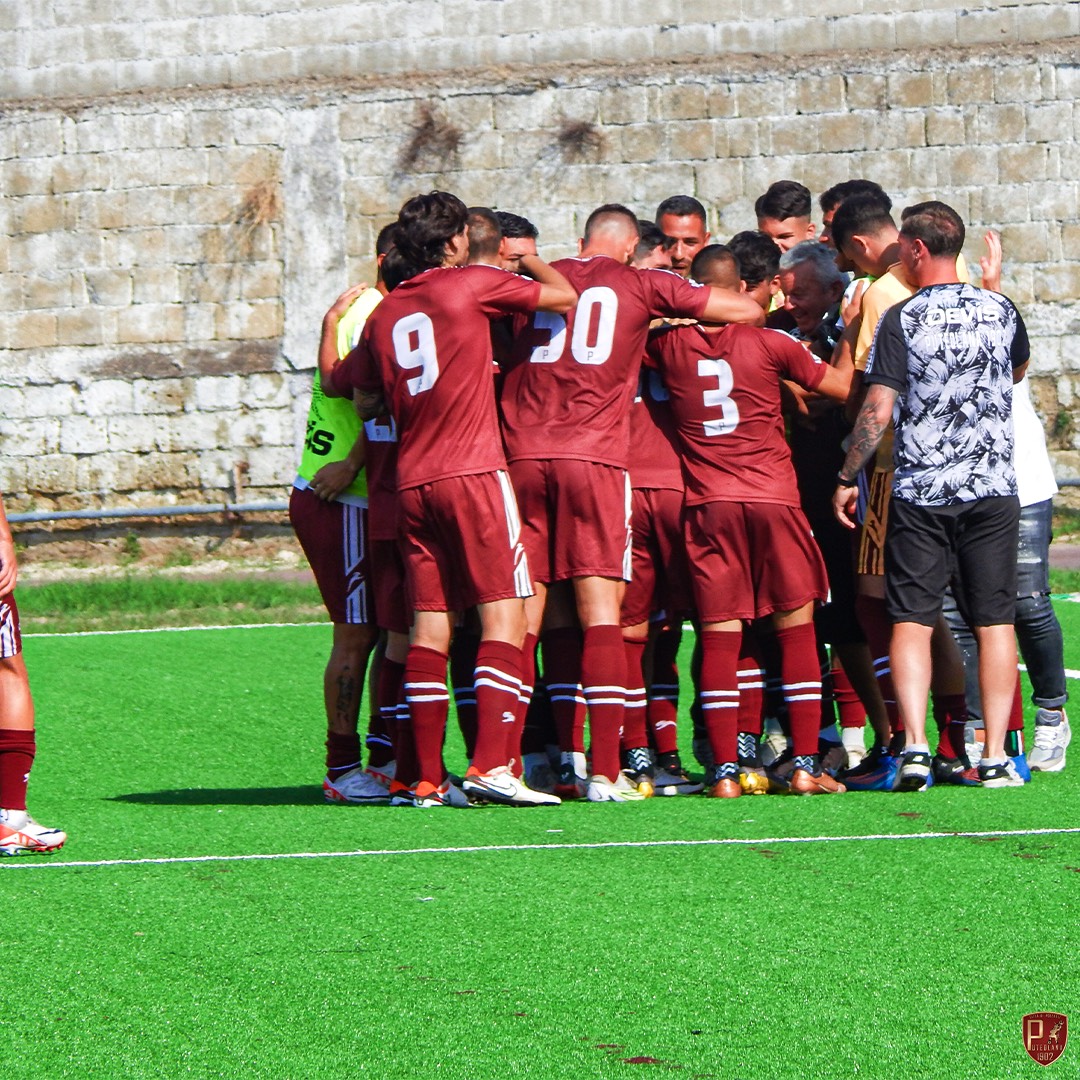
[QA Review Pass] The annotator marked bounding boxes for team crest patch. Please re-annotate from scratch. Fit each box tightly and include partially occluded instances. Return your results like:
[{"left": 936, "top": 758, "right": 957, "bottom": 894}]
[{"left": 1023, "top": 1012, "right": 1067, "bottom": 1065}]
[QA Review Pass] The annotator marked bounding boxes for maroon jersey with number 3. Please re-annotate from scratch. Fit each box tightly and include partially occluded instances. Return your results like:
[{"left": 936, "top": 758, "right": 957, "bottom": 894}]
[
  {"left": 499, "top": 257, "right": 710, "bottom": 468},
  {"left": 646, "top": 323, "right": 827, "bottom": 508},
  {"left": 342, "top": 264, "right": 542, "bottom": 490}
]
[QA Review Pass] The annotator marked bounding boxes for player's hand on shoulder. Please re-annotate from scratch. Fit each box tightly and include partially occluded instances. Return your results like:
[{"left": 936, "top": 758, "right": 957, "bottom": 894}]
[
  {"left": 325, "top": 283, "right": 370, "bottom": 324},
  {"left": 310, "top": 460, "right": 360, "bottom": 501}
]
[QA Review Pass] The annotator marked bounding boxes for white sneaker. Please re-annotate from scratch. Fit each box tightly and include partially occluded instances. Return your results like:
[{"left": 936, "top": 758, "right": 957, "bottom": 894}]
[
  {"left": 978, "top": 758, "right": 1027, "bottom": 788},
  {"left": 586, "top": 773, "right": 648, "bottom": 802},
  {"left": 365, "top": 761, "right": 396, "bottom": 789},
  {"left": 414, "top": 778, "right": 471, "bottom": 808},
  {"left": 463, "top": 766, "right": 561, "bottom": 806},
  {"left": 0, "top": 809, "right": 67, "bottom": 855},
  {"left": 1029, "top": 709, "right": 1070, "bottom": 773},
  {"left": 323, "top": 767, "right": 391, "bottom": 805},
  {"left": 841, "top": 726, "right": 867, "bottom": 770}
]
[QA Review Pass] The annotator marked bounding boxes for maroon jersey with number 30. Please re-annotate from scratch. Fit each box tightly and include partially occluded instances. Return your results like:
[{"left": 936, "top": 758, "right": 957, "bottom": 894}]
[
  {"left": 499, "top": 257, "right": 710, "bottom": 468},
  {"left": 646, "top": 324, "right": 827, "bottom": 508},
  {"left": 342, "top": 265, "right": 542, "bottom": 490}
]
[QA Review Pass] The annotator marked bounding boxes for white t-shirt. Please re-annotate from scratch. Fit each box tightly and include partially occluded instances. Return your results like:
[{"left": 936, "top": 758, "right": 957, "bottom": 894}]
[{"left": 1012, "top": 375, "right": 1058, "bottom": 508}]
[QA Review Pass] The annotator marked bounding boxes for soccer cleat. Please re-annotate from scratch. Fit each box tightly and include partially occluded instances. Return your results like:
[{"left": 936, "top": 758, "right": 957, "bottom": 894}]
[
  {"left": 586, "top": 773, "right": 649, "bottom": 802},
  {"left": 790, "top": 768, "right": 846, "bottom": 795},
  {"left": 0, "top": 812, "right": 67, "bottom": 856},
  {"left": 818, "top": 741, "right": 847, "bottom": 778},
  {"left": 414, "top": 778, "right": 471, "bottom": 808},
  {"left": 841, "top": 743, "right": 898, "bottom": 791},
  {"left": 388, "top": 781, "right": 416, "bottom": 807},
  {"left": 707, "top": 777, "right": 741, "bottom": 798},
  {"left": 524, "top": 759, "right": 559, "bottom": 795},
  {"left": 653, "top": 766, "right": 704, "bottom": 796},
  {"left": 323, "top": 767, "right": 392, "bottom": 805},
  {"left": 555, "top": 752, "right": 588, "bottom": 800},
  {"left": 737, "top": 753, "right": 770, "bottom": 796},
  {"left": 621, "top": 746, "right": 656, "bottom": 797},
  {"left": 1029, "top": 708, "right": 1071, "bottom": 773},
  {"left": 978, "top": 759, "right": 1026, "bottom": 788},
  {"left": 931, "top": 754, "right": 980, "bottom": 787},
  {"left": 893, "top": 750, "right": 933, "bottom": 792},
  {"left": 463, "top": 766, "right": 561, "bottom": 806},
  {"left": 364, "top": 761, "right": 396, "bottom": 790},
  {"left": 841, "top": 725, "right": 868, "bottom": 769}
]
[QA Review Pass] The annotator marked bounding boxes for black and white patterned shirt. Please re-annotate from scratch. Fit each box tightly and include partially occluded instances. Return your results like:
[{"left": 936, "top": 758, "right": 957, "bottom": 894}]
[{"left": 864, "top": 282, "right": 1029, "bottom": 506}]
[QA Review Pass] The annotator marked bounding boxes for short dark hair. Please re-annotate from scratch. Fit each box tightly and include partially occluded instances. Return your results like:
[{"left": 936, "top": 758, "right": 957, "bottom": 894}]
[
  {"left": 583, "top": 203, "right": 640, "bottom": 243},
  {"left": 900, "top": 200, "right": 965, "bottom": 257},
  {"left": 375, "top": 222, "right": 398, "bottom": 257},
  {"left": 466, "top": 206, "right": 502, "bottom": 261},
  {"left": 655, "top": 194, "right": 707, "bottom": 226},
  {"left": 634, "top": 220, "right": 673, "bottom": 261},
  {"left": 690, "top": 244, "right": 740, "bottom": 286},
  {"left": 829, "top": 194, "right": 897, "bottom": 252},
  {"left": 395, "top": 190, "right": 468, "bottom": 272},
  {"left": 819, "top": 179, "right": 891, "bottom": 215},
  {"left": 494, "top": 210, "right": 539, "bottom": 240},
  {"left": 380, "top": 246, "right": 410, "bottom": 292},
  {"left": 755, "top": 180, "right": 812, "bottom": 223},
  {"left": 727, "top": 230, "right": 781, "bottom": 289}
]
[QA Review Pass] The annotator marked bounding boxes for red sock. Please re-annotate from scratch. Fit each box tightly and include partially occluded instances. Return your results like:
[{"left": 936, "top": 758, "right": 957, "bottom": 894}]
[
  {"left": 522, "top": 674, "right": 554, "bottom": 758},
  {"left": 393, "top": 697, "right": 420, "bottom": 787},
  {"left": 325, "top": 730, "right": 362, "bottom": 780},
  {"left": 404, "top": 645, "right": 449, "bottom": 787},
  {"left": 508, "top": 633, "right": 538, "bottom": 774},
  {"left": 1008, "top": 675, "right": 1024, "bottom": 732},
  {"left": 831, "top": 662, "right": 866, "bottom": 728},
  {"left": 736, "top": 628, "right": 765, "bottom": 737},
  {"left": 542, "top": 627, "right": 585, "bottom": 754},
  {"left": 647, "top": 624, "right": 682, "bottom": 754},
  {"left": 700, "top": 630, "right": 742, "bottom": 764},
  {"left": 376, "top": 657, "right": 406, "bottom": 761},
  {"left": 365, "top": 663, "right": 395, "bottom": 769},
  {"left": 581, "top": 624, "right": 626, "bottom": 783},
  {"left": 774, "top": 623, "right": 822, "bottom": 758},
  {"left": 0, "top": 729, "right": 35, "bottom": 812},
  {"left": 855, "top": 594, "right": 901, "bottom": 735},
  {"left": 932, "top": 692, "right": 968, "bottom": 759},
  {"left": 471, "top": 639, "right": 523, "bottom": 774},
  {"left": 449, "top": 629, "right": 480, "bottom": 760},
  {"left": 622, "top": 637, "right": 649, "bottom": 750}
]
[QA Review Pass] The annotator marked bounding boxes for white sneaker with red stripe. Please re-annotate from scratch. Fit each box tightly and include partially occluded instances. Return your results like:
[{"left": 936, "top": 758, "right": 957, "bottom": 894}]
[{"left": 0, "top": 809, "right": 67, "bottom": 855}]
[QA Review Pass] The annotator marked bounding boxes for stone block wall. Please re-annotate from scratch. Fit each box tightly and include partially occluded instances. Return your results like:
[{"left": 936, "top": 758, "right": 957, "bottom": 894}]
[{"left": 1, "top": 13, "right": 1079, "bottom": 516}]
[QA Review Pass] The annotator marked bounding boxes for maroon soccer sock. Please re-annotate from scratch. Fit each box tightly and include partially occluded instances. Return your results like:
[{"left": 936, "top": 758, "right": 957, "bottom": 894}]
[
  {"left": 647, "top": 624, "right": 682, "bottom": 755},
  {"left": 855, "top": 594, "right": 902, "bottom": 735},
  {"left": 1008, "top": 675, "right": 1024, "bottom": 732},
  {"left": 774, "top": 623, "right": 823, "bottom": 758},
  {"left": 325, "top": 730, "right": 363, "bottom": 781},
  {"left": 375, "top": 656, "right": 407, "bottom": 762},
  {"left": 508, "top": 632, "right": 539, "bottom": 774},
  {"left": 393, "top": 699, "right": 420, "bottom": 788},
  {"left": 404, "top": 645, "right": 450, "bottom": 787},
  {"left": 931, "top": 691, "right": 968, "bottom": 759},
  {"left": 449, "top": 628, "right": 480, "bottom": 761},
  {"left": 581, "top": 624, "right": 627, "bottom": 783},
  {"left": 831, "top": 662, "right": 866, "bottom": 729},
  {"left": 470, "top": 639, "right": 523, "bottom": 775},
  {"left": 542, "top": 626, "right": 586, "bottom": 754},
  {"left": 700, "top": 629, "right": 743, "bottom": 765},
  {"left": 736, "top": 629, "right": 766, "bottom": 738},
  {"left": 622, "top": 637, "right": 649, "bottom": 750},
  {"left": 0, "top": 728, "right": 35, "bottom": 812}
]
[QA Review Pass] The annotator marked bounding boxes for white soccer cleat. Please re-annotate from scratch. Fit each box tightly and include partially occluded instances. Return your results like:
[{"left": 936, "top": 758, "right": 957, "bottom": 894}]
[
  {"left": 586, "top": 773, "right": 649, "bottom": 802},
  {"left": 323, "top": 767, "right": 392, "bottom": 805},
  {"left": 414, "top": 778, "right": 471, "bottom": 808},
  {"left": 463, "top": 766, "right": 561, "bottom": 806},
  {"left": 0, "top": 810, "right": 67, "bottom": 856}
]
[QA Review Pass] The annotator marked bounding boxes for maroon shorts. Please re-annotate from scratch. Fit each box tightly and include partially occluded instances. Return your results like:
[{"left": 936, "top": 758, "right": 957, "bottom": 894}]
[
  {"left": 685, "top": 501, "right": 828, "bottom": 623},
  {"left": 398, "top": 470, "right": 533, "bottom": 612},
  {"left": 509, "top": 458, "right": 631, "bottom": 584},
  {"left": 370, "top": 538, "right": 410, "bottom": 634},
  {"left": 0, "top": 594, "right": 22, "bottom": 658},
  {"left": 621, "top": 487, "right": 693, "bottom": 627},
  {"left": 289, "top": 486, "right": 372, "bottom": 625}
]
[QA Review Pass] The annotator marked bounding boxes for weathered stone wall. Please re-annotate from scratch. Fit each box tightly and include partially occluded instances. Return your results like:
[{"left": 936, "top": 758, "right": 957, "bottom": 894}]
[{"left": 2, "top": 12, "right": 1079, "bottom": 515}]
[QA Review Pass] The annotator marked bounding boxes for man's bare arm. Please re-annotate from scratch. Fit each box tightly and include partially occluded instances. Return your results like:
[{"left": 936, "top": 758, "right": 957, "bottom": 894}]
[
  {"left": 318, "top": 283, "right": 370, "bottom": 387},
  {"left": 517, "top": 253, "right": 577, "bottom": 313},
  {"left": 832, "top": 382, "right": 898, "bottom": 530},
  {"left": 700, "top": 288, "right": 766, "bottom": 327}
]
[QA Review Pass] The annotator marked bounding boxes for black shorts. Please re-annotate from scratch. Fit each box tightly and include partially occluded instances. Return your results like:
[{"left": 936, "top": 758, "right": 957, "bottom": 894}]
[{"left": 885, "top": 495, "right": 1020, "bottom": 628}]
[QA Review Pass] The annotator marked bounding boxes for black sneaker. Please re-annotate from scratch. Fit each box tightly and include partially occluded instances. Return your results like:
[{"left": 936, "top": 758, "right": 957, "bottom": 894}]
[
  {"left": 893, "top": 749, "right": 933, "bottom": 792},
  {"left": 931, "top": 753, "right": 979, "bottom": 786}
]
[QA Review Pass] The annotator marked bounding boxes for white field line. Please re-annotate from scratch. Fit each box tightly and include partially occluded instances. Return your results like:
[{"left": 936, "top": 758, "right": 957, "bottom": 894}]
[
  {"left": 4, "top": 827, "right": 1080, "bottom": 872},
  {"left": 23, "top": 622, "right": 326, "bottom": 638}
]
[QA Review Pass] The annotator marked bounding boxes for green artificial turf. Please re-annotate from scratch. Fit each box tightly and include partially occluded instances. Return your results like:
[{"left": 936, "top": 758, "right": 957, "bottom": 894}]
[{"left": 1, "top": 615, "right": 1078, "bottom": 1079}]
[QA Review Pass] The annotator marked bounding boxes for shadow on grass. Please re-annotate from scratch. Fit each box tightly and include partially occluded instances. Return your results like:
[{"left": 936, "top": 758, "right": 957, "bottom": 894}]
[{"left": 110, "top": 786, "right": 323, "bottom": 807}]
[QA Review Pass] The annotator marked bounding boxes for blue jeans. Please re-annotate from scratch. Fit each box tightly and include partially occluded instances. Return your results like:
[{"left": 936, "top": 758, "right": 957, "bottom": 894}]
[{"left": 942, "top": 498, "right": 1067, "bottom": 721}]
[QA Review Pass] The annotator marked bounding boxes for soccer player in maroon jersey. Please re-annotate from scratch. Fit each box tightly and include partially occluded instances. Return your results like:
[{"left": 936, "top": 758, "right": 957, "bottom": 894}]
[
  {"left": 647, "top": 245, "right": 851, "bottom": 797},
  {"left": 336, "top": 191, "right": 577, "bottom": 808},
  {"left": 499, "top": 204, "right": 764, "bottom": 801}
]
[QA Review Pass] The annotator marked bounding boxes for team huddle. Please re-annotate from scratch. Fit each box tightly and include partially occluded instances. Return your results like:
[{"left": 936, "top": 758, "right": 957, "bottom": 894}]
[{"left": 288, "top": 179, "right": 1071, "bottom": 809}]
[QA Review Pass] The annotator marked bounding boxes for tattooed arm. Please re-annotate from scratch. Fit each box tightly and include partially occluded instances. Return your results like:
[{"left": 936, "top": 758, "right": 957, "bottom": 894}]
[{"left": 831, "top": 382, "right": 898, "bottom": 530}]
